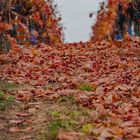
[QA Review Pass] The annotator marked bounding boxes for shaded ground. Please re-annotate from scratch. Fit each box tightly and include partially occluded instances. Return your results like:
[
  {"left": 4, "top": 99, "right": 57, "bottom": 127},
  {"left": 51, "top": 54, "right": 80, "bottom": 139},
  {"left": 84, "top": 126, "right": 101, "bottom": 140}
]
[{"left": 0, "top": 40, "right": 140, "bottom": 140}]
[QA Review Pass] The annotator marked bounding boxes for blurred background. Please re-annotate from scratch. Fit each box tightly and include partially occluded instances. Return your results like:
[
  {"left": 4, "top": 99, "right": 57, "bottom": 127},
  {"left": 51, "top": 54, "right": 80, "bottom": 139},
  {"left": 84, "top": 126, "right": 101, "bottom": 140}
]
[{"left": 54, "top": 0, "right": 105, "bottom": 42}]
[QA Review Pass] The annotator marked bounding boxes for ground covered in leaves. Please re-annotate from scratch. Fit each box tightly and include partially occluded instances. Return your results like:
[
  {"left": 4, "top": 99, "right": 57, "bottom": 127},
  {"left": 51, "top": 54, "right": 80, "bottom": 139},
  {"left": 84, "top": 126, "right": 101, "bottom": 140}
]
[{"left": 0, "top": 39, "right": 139, "bottom": 140}]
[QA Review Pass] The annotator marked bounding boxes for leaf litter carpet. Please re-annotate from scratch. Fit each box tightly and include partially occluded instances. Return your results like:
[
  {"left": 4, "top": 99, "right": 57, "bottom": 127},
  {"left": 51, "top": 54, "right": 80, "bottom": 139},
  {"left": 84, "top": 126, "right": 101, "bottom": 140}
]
[{"left": 0, "top": 39, "right": 140, "bottom": 139}]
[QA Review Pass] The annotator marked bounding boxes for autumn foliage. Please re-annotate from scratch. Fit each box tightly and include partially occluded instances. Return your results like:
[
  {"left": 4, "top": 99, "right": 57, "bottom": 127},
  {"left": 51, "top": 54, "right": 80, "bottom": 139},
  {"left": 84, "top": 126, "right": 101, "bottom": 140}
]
[
  {"left": 0, "top": 0, "right": 62, "bottom": 53},
  {"left": 91, "top": 0, "right": 131, "bottom": 41},
  {"left": 0, "top": 0, "right": 140, "bottom": 140}
]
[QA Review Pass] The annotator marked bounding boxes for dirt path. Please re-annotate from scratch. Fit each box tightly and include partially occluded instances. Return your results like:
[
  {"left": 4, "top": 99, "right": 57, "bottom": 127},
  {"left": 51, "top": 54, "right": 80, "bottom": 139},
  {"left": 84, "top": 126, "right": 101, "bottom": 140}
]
[{"left": 0, "top": 90, "right": 95, "bottom": 140}]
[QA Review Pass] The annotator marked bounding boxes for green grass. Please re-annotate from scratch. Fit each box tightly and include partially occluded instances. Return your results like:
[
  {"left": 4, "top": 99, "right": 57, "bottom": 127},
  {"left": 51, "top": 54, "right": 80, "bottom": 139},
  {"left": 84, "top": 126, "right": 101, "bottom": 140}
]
[
  {"left": 42, "top": 119, "right": 77, "bottom": 140},
  {"left": 79, "top": 83, "right": 96, "bottom": 91},
  {"left": 82, "top": 123, "right": 93, "bottom": 134},
  {"left": 0, "top": 91, "right": 15, "bottom": 110},
  {"left": 0, "top": 81, "right": 18, "bottom": 91},
  {"left": 38, "top": 95, "right": 97, "bottom": 140},
  {"left": 49, "top": 111, "right": 61, "bottom": 118}
]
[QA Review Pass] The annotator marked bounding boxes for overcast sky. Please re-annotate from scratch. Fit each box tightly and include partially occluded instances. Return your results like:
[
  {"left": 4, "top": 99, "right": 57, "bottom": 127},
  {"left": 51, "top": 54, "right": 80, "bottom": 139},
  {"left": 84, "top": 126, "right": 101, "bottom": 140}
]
[{"left": 54, "top": 0, "right": 104, "bottom": 42}]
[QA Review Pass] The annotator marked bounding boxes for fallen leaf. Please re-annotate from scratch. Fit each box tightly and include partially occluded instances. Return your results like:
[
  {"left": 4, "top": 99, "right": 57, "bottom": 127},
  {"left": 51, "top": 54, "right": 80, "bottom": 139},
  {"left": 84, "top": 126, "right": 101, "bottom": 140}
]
[{"left": 15, "top": 113, "right": 32, "bottom": 117}]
